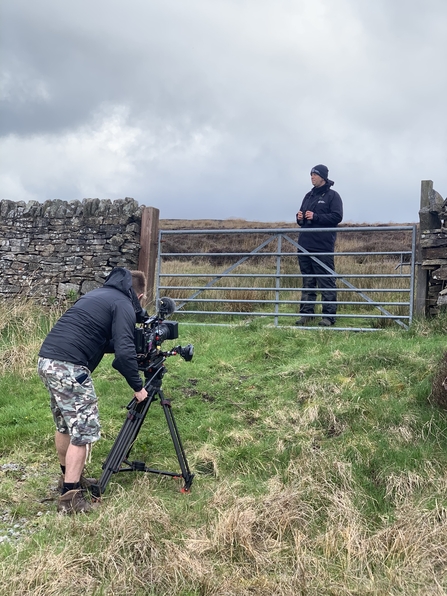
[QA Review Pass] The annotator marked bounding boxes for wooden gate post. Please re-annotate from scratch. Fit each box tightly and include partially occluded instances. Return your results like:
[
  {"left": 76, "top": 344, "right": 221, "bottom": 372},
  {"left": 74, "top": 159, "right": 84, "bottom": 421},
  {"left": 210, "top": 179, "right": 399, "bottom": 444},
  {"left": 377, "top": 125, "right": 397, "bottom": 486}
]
[
  {"left": 138, "top": 206, "right": 160, "bottom": 306},
  {"left": 414, "top": 223, "right": 427, "bottom": 316}
]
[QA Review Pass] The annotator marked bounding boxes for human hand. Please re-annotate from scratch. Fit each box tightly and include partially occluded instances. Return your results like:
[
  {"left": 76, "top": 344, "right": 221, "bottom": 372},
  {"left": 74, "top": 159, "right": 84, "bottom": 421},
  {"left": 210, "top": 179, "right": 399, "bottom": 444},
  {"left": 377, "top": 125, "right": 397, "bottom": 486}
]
[{"left": 134, "top": 387, "right": 148, "bottom": 402}]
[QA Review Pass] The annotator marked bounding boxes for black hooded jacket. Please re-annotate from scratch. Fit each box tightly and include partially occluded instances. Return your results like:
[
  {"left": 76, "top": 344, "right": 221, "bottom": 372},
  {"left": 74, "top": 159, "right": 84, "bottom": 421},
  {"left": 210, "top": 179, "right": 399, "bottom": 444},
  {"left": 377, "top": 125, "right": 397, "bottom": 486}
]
[
  {"left": 297, "top": 180, "right": 343, "bottom": 253},
  {"left": 39, "top": 268, "right": 143, "bottom": 392}
]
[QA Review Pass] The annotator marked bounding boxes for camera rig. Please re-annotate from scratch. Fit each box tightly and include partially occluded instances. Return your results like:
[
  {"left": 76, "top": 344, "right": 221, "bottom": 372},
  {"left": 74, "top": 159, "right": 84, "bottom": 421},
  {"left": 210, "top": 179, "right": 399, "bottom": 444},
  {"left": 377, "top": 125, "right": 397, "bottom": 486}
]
[
  {"left": 134, "top": 296, "right": 193, "bottom": 372},
  {"left": 90, "top": 297, "right": 194, "bottom": 498}
]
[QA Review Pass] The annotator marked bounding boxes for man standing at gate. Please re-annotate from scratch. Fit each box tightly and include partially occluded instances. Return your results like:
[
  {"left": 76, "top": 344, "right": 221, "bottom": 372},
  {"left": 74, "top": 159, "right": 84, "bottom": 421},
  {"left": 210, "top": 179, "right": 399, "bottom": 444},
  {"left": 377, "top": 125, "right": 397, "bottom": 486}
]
[{"left": 295, "top": 164, "right": 343, "bottom": 326}]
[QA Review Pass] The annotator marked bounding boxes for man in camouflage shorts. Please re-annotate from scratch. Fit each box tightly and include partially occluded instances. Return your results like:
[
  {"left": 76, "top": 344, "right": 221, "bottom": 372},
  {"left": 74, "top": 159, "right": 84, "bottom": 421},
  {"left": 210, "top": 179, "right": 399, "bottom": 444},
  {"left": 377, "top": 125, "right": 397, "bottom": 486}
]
[
  {"left": 38, "top": 359, "right": 100, "bottom": 446},
  {"left": 38, "top": 268, "right": 148, "bottom": 514}
]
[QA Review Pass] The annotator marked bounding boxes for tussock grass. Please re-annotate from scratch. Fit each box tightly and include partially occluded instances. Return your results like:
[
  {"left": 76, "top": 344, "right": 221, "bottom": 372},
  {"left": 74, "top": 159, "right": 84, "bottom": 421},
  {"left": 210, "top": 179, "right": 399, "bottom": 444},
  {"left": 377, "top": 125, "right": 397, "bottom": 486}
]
[
  {"left": 4, "top": 467, "right": 447, "bottom": 595},
  {"left": 0, "top": 300, "right": 66, "bottom": 377}
]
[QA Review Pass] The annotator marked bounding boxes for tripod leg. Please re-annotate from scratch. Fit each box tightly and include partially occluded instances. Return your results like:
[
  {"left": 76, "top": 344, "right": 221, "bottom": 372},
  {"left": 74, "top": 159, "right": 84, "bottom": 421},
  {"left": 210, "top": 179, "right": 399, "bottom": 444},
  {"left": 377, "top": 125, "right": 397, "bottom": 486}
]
[
  {"left": 159, "top": 389, "right": 194, "bottom": 492},
  {"left": 90, "top": 383, "right": 194, "bottom": 498},
  {"left": 92, "top": 392, "right": 156, "bottom": 497}
]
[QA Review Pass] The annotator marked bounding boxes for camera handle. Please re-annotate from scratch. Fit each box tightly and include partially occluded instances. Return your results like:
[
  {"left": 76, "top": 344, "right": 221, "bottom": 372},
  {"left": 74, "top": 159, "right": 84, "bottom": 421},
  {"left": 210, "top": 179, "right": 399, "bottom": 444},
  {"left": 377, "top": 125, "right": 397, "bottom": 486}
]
[{"left": 90, "top": 369, "right": 194, "bottom": 499}]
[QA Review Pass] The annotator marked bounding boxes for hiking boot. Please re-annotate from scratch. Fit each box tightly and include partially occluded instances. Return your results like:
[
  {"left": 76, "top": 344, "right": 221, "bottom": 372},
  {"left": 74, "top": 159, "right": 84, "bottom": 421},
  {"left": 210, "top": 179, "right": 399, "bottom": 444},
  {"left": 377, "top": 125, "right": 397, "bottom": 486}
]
[
  {"left": 318, "top": 318, "right": 334, "bottom": 327},
  {"left": 295, "top": 316, "right": 314, "bottom": 326},
  {"left": 57, "top": 489, "right": 94, "bottom": 514},
  {"left": 57, "top": 475, "right": 98, "bottom": 494}
]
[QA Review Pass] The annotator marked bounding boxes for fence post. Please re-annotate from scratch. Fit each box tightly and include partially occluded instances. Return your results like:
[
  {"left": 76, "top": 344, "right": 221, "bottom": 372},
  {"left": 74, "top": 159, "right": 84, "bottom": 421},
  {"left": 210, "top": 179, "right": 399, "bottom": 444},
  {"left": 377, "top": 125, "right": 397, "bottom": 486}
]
[
  {"left": 414, "top": 223, "right": 427, "bottom": 316},
  {"left": 138, "top": 206, "right": 160, "bottom": 305},
  {"left": 415, "top": 181, "right": 434, "bottom": 316}
]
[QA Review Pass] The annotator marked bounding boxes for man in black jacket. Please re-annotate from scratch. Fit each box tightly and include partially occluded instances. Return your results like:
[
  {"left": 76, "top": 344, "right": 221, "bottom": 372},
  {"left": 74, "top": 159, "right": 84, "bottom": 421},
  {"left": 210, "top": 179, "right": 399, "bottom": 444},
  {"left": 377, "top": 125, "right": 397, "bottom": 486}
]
[
  {"left": 38, "top": 267, "right": 148, "bottom": 513},
  {"left": 295, "top": 165, "right": 343, "bottom": 327}
]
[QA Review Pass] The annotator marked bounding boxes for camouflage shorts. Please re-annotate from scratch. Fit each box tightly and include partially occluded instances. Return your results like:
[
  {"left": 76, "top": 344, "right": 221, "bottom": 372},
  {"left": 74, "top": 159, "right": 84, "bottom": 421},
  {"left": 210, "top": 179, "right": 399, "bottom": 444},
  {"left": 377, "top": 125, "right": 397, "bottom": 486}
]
[{"left": 37, "top": 357, "right": 100, "bottom": 446}]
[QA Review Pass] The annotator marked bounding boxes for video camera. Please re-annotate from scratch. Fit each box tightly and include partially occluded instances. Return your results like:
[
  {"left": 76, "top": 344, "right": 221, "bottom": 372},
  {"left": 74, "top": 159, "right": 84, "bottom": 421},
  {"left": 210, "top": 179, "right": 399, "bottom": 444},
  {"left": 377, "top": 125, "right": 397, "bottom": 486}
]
[{"left": 134, "top": 297, "right": 193, "bottom": 371}]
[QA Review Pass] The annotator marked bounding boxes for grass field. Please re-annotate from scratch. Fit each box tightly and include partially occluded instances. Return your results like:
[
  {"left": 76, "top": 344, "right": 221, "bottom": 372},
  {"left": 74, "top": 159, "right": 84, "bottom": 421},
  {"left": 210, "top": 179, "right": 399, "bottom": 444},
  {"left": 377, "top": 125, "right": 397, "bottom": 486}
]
[{"left": 2, "top": 297, "right": 447, "bottom": 595}]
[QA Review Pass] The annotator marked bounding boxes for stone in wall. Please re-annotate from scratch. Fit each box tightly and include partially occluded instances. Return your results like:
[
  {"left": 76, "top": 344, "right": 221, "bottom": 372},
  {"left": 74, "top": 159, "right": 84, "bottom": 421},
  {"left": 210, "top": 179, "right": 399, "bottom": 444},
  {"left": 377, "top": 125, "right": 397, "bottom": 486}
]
[
  {"left": 419, "top": 189, "right": 445, "bottom": 231},
  {"left": 0, "top": 197, "right": 143, "bottom": 302}
]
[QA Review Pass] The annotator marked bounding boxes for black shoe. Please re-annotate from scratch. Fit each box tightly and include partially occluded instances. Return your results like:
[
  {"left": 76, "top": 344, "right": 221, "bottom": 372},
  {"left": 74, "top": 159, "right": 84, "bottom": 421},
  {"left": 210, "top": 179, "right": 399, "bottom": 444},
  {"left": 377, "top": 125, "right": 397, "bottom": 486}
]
[
  {"left": 318, "top": 318, "right": 334, "bottom": 327},
  {"left": 295, "top": 317, "right": 314, "bottom": 326}
]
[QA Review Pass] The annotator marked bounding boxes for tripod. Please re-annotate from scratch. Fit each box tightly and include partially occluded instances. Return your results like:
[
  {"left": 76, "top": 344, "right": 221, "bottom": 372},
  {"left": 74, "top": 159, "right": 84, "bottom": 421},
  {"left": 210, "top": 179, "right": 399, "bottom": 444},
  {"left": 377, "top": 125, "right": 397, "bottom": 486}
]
[{"left": 90, "top": 355, "right": 194, "bottom": 499}]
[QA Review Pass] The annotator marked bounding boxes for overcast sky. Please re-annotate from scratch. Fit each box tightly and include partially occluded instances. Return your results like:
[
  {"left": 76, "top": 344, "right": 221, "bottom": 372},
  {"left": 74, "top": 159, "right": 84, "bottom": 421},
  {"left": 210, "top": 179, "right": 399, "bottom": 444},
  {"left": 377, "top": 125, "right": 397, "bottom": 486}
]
[{"left": 1, "top": 0, "right": 446, "bottom": 224}]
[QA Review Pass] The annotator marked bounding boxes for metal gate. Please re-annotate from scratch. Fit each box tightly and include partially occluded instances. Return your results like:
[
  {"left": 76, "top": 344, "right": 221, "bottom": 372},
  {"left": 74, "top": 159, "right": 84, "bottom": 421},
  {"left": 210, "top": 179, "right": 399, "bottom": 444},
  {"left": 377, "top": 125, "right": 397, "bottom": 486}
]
[{"left": 155, "top": 225, "right": 417, "bottom": 331}]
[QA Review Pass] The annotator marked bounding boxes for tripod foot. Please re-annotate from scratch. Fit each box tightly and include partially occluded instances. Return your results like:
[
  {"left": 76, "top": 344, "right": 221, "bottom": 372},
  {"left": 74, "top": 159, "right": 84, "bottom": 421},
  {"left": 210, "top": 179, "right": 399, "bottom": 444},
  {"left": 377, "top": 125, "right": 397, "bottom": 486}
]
[{"left": 90, "top": 484, "right": 102, "bottom": 500}]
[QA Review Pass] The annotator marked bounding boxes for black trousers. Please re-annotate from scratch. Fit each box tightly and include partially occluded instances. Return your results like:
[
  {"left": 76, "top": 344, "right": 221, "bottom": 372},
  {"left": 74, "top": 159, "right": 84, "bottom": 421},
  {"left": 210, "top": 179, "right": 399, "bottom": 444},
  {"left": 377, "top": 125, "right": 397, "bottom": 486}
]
[{"left": 298, "top": 253, "right": 337, "bottom": 321}]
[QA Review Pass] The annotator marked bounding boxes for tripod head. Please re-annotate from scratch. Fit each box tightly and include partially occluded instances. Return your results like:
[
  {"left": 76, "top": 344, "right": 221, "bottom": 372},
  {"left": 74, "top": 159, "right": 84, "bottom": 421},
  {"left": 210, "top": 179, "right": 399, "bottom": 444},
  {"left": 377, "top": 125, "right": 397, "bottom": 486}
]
[{"left": 126, "top": 343, "right": 193, "bottom": 411}]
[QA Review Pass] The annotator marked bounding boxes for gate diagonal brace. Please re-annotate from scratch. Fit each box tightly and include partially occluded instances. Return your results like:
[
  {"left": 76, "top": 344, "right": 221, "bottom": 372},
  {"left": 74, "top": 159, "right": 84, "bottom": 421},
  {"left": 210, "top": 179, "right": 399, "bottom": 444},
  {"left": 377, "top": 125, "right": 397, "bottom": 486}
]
[{"left": 284, "top": 233, "right": 410, "bottom": 330}]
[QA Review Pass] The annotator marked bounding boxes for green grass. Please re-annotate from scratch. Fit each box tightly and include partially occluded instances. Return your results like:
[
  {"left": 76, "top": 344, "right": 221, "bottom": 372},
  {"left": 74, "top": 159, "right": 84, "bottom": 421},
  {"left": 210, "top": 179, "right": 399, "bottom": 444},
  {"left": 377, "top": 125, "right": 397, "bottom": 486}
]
[{"left": 2, "top": 303, "right": 447, "bottom": 594}]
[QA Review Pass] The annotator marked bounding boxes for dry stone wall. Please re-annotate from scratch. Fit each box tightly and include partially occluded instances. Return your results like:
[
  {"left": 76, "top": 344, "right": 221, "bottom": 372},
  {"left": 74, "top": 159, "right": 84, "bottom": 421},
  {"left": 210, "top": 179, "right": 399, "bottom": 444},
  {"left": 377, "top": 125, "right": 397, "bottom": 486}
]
[
  {"left": 0, "top": 197, "right": 143, "bottom": 301},
  {"left": 418, "top": 181, "right": 447, "bottom": 315}
]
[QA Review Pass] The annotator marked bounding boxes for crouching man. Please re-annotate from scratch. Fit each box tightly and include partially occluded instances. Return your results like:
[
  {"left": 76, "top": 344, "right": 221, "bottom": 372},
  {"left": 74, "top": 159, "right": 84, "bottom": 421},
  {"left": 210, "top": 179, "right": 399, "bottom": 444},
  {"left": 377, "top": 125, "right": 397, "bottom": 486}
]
[{"left": 38, "top": 267, "right": 148, "bottom": 514}]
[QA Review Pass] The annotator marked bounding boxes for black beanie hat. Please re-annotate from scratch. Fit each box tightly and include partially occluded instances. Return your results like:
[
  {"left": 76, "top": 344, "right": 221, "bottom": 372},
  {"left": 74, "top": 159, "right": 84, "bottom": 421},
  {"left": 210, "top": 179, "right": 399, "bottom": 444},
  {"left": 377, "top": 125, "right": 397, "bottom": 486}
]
[{"left": 310, "top": 164, "right": 329, "bottom": 181}]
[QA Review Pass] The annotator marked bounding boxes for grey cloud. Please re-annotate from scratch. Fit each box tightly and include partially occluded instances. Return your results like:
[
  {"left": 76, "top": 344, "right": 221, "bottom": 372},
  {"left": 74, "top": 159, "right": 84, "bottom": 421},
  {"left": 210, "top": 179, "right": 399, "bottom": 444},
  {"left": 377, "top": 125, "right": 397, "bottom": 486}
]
[{"left": 1, "top": 0, "right": 446, "bottom": 223}]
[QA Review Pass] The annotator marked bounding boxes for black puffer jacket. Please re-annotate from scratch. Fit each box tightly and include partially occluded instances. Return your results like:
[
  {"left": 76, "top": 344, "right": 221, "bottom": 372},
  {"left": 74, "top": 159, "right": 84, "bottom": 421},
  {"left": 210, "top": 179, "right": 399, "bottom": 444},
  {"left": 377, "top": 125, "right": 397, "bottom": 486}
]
[
  {"left": 39, "top": 267, "right": 143, "bottom": 391},
  {"left": 297, "top": 181, "right": 343, "bottom": 253}
]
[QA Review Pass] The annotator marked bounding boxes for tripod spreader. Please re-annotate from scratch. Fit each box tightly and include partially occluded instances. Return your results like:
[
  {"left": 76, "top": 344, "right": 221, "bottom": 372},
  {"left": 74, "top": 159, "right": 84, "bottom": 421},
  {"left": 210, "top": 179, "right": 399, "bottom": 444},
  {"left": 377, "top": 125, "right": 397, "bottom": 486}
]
[{"left": 90, "top": 377, "right": 194, "bottom": 499}]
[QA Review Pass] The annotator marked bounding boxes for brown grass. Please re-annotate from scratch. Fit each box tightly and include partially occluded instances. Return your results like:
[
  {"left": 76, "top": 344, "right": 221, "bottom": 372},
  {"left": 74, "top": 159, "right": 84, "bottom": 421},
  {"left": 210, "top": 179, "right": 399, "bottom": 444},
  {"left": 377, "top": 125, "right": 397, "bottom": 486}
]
[
  {"left": 0, "top": 300, "right": 65, "bottom": 376},
  {"left": 3, "top": 460, "right": 447, "bottom": 595}
]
